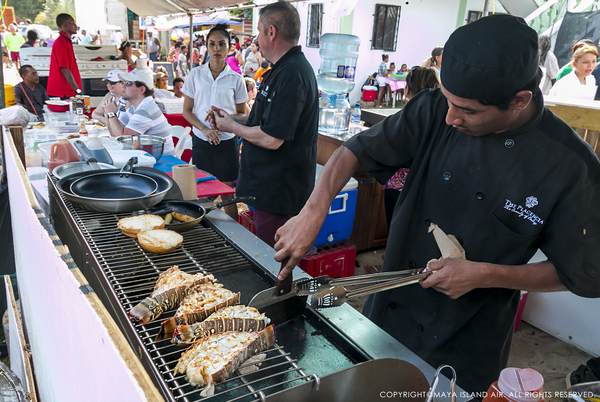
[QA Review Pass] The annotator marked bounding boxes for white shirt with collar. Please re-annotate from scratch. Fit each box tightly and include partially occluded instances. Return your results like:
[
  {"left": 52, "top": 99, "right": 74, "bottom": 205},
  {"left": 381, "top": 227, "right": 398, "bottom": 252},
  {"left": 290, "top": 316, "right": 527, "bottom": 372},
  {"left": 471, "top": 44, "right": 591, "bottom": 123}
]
[{"left": 181, "top": 63, "right": 248, "bottom": 141}]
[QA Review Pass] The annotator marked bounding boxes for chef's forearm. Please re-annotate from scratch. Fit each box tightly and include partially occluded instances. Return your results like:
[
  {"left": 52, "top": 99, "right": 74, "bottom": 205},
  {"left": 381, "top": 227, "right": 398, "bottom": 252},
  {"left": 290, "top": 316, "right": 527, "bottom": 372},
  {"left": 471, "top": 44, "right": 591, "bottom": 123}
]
[
  {"left": 479, "top": 260, "right": 567, "bottom": 292},
  {"left": 61, "top": 68, "right": 79, "bottom": 91}
]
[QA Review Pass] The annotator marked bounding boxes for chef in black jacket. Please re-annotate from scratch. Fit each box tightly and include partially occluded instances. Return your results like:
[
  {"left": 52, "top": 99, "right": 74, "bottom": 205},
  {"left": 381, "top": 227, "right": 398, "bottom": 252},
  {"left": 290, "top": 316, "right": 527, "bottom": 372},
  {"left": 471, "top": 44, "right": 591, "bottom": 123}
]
[
  {"left": 208, "top": 1, "right": 318, "bottom": 248},
  {"left": 273, "top": 15, "right": 600, "bottom": 394}
]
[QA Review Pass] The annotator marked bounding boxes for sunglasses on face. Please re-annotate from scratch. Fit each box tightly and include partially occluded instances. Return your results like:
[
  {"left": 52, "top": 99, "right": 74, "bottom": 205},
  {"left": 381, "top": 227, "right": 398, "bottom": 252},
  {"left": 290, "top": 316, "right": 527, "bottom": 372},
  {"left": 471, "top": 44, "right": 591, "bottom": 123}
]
[
  {"left": 107, "top": 80, "right": 119, "bottom": 85},
  {"left": 124, "top": 81, "right": 137, "bottom": 87}
]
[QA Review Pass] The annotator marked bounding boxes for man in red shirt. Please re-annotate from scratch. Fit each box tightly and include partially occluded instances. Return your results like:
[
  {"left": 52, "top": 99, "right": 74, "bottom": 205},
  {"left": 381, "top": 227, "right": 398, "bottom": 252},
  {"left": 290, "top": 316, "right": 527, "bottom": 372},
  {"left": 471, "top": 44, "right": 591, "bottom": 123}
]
[{"left": 48, "top": 13, "right": 82, "bottom": 98}]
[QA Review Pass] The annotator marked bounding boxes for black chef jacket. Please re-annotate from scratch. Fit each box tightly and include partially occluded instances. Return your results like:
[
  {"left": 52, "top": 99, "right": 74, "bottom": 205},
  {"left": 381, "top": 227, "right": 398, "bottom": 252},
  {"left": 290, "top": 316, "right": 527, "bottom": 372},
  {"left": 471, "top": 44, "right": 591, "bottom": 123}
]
[
  {"left": 344, "top": 88, "right": 600, "bottom": 394},
  {"left": 237, "top": 46, "right": 319, "bottom": 215}
]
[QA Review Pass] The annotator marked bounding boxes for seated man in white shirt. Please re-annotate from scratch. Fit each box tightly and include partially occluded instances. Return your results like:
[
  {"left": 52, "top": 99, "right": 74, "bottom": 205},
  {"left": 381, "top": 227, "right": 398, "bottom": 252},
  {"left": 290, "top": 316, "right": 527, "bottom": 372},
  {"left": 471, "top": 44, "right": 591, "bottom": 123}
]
[{"left": 101, "top": 68, "right": 175, "bottom": 155}]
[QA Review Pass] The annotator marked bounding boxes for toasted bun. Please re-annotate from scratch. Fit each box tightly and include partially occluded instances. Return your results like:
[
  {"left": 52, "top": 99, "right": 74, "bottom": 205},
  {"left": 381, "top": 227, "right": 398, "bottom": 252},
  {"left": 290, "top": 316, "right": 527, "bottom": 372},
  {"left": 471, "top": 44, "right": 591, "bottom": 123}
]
[
  {"left": 137, "top": 229, "right": 183, "bottom": 253},
  {"left": 118, "top": 214, "right": 165, "bottom": 234},
  {"left": 172, "top": 212, "right": 197, "bottom": 222}
]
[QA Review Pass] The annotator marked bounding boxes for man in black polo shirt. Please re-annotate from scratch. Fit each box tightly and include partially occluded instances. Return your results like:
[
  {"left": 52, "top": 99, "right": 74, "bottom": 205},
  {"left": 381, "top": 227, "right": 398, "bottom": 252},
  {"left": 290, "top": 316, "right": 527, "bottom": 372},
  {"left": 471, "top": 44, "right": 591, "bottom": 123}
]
[
  {"left": 272, "top": 15, "right": 600, "bottom": 394},
  {"left": 14, "top": 65, "right": 49, "bottom": 119},
  {"left": 209, "top": 1, "right": 318, "bottom": 249}
]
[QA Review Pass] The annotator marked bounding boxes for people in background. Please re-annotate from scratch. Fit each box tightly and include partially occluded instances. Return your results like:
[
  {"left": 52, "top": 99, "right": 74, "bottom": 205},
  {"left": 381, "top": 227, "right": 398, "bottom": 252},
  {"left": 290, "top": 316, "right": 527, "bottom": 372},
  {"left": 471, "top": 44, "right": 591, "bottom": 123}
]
[
  {"left": 244, "top": 76, "right": 257, "bottom": 114},
  {"left": 423, "top": 45, "right": 443, "bottom": 76},
  {"left": 101, "top": 68, "right": 175, "bottom": 154},
  {"left": 209, "top": 2, "right": 319, "bottom": 248},
  {"left": 147, "top": 31, "right": 161, "bottom": 61},
  {"left": 273, "top": 14, "right": 600, "bottom": 395},
  {"left": 398, "top": 63, "right": 408, "bottom": 73},
  {"left": 177, "top": 45, "right": 188, "bottom": 77},
  {"left": 81, "top": 29, "right": 93, "bottom": 45},
  {"left": 119, "top": 40, "right": 136, "bottom": 72},
  {"left": 549, "top": 44, "right": 598, "bottom": 100},
  {"left": 155, "top": 70, "right": 169, "bottom": 90},
  {"left": 112, "top": 29, "right": 123, "bottom": 46},
  {"left": 4, "top": 24, "right": 24, "bottom": 69},
  {"left": 47, "top": 14, "right": 82, "bottom": 98},
  {"left": 538, "top": 35, "right": 560, "bottom": 95},
  {"left": 46, "top": 33, "right": 54, "bottom": 48},
  {"left": 170, "top": 41, "right": 182, "bottom": 73},
  {"left": 226, "top": 40, "right": 243, "bottom": 74},
  {"left": 153, "top": 71, "right": 176, "bottom": 99},
  {"left": 14, "top": 65, "right": 49, "bottom": 118},
  {"left": 0, "top": 24, "right": 8, "bottom": 67},
  {"left": 21, "top": 30, "right": 38, "bottom": 48},
  {"left": 243, "top": 41, "right": 263, "bottom": 77},
  {"left": 92, "top": 69, "right": 128, "bottom": 124},
  {"left": 173, "top": 77, "right": 184, "bottom": 98},
  {"left": 182, "top": 24, "right": 248, "bottom": 220},
  {"left": 375, "top": 53, "right": 389, "bottom": 108},
  {"left": 555, "top": 39, "right": 595, "bottom": 82},
  {"left": 253, "top": 60, "right": 271, "bottom": 85}
]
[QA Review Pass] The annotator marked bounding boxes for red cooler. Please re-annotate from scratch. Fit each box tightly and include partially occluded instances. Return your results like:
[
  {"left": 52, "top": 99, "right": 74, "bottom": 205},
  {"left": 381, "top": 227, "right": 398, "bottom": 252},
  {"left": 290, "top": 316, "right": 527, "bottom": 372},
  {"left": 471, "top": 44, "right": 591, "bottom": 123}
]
[{"left": 362, "top": 85, "right": 377, "bottom": 102}]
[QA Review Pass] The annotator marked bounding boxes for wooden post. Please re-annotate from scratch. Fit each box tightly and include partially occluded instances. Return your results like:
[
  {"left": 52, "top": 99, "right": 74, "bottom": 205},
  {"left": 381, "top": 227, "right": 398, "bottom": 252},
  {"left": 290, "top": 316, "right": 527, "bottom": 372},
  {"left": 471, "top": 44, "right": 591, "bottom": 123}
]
[{"left": 8, "top": 125, "right": 25, "bottom": 168}]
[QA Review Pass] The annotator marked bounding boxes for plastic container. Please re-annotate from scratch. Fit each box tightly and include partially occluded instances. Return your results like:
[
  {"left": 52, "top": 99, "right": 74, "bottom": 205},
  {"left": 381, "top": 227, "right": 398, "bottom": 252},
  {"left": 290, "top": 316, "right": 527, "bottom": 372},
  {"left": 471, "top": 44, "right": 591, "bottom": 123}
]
[
  {"left": 313, "top": 164, "right": 358, "bottom": 247},
  {"left": 351, "top": 103, "right": 361, "bottom": 124},
  {"left": 318, "top": 94, "right": 351, "bottom": 136},
  {"left": 106, "top": 150, "right": 156, "bottom": 168},
  {"left": 298, "top": 242, "right": 356, "bottom": 279},
  {"left": 482, "top": 368, "right": 544, "bottom": 402},
  {"left": 86, "top": 133, "right": 114, "bottom": 164},
  {"left": 4, "top": 84, "right": 15, "bottom": 107},
  {"left": 237, "top": 210, "right": 256, "bottom": 234},
  {"left": 47, "top": 138, "right": 80, "bottom": 174},
  {"left": 362, "top": 85, "right": 377, "bottom": 102},
  {"left": 317, "top": 33, "right": 361, "bottom": 95}
]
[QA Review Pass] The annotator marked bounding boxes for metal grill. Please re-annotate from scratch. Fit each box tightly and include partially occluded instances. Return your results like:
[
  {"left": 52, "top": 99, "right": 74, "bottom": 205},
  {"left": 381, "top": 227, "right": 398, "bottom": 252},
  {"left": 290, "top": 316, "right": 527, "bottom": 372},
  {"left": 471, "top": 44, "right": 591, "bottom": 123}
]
[{"left": 48, "top": 177, "right": 368, "bottom": 402}]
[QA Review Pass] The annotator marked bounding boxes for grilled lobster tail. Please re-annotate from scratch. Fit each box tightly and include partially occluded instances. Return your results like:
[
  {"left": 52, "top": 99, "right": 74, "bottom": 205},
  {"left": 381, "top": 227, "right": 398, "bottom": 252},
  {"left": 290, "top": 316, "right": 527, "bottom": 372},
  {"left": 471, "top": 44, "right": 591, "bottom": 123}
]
[
  {"left": 172, "top": 305, "right": 270, "bottom": 345},
  {"left": 128, "top": 266, "right": 214, "bottom": 324}
]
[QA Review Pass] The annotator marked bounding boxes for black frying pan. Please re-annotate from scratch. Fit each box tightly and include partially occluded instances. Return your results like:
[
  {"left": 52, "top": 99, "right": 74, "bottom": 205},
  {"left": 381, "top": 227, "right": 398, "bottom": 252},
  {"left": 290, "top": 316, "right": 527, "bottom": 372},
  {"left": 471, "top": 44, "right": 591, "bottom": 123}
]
[
  {"left": 55, "top": 164, "right": 177, "bottom": 213},
  {"left": 69, "top": 158, "right": 158, "bottom": 199},
  {"left": 150, "top": 197, "right": 255, "bottom": 232}
]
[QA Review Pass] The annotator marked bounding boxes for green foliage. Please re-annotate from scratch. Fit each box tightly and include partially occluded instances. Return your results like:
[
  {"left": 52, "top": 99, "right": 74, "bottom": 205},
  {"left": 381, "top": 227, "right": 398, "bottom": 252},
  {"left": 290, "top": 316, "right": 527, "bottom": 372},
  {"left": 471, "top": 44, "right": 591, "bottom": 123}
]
[
  {"left": 33, "top": 0, "right": 75, "bottom": 30},
  {"left": 7, "top": 0, "right": 46, "bottom": 21}
]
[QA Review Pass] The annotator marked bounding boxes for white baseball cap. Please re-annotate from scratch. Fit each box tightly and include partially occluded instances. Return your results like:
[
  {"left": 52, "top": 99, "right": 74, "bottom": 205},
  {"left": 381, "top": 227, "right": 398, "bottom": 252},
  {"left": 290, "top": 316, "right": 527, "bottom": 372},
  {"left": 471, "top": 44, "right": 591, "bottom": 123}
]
[
  {"left": 102, "top": 69, "right": 123, "bottom": 82},
  {"left": 118, "top": 68, "right": 154, "bottom": 90}
]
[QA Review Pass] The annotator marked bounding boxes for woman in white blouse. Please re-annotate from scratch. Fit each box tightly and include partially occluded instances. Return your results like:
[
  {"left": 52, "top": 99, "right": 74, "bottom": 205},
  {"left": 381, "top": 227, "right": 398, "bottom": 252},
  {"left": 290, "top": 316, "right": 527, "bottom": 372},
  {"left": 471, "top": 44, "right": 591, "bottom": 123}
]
[
  {"left": 181, "top": 24, "right": 248, "bottom": 219},
  {"left": 549, "top": 44, "right": 598, "bottom": 100}
]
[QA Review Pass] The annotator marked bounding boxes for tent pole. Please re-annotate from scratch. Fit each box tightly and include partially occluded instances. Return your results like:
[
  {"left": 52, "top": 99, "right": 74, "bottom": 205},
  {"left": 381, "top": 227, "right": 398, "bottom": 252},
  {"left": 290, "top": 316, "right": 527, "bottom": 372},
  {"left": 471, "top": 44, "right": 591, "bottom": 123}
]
[{"left": 189, "top": 13, "right": 193, "bottom": 72}]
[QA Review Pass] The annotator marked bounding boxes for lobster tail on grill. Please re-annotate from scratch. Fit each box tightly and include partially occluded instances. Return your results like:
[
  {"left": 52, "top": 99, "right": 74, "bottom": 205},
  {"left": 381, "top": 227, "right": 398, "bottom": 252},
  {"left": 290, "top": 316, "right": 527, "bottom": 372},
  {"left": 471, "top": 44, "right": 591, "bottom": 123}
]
[
  {"left": 172, "top": 305, "right": 270, "bottom": 345},
  {"left": 128, "top": 266, "right": 214, "bottom": 324}
]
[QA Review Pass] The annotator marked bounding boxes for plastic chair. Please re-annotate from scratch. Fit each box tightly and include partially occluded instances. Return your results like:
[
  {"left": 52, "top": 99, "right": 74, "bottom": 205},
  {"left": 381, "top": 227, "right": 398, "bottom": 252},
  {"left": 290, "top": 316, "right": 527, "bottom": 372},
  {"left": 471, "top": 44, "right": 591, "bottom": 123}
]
[
  {"left": 170, "top": 125, "right": 188, "bottom": 147},
  {"left": 173, "top": 127, "right": 193, "bottom": 163}
]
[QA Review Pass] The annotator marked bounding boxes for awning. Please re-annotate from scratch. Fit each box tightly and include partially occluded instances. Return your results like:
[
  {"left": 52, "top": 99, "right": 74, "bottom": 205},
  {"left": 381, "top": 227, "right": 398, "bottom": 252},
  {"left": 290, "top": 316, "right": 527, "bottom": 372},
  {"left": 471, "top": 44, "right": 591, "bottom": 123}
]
[
  {"left": 154, "top": 14, "right": 242, "bottom": 31},
  {"left": 116, "top": 0, "right": 249, "bottom": 17}
]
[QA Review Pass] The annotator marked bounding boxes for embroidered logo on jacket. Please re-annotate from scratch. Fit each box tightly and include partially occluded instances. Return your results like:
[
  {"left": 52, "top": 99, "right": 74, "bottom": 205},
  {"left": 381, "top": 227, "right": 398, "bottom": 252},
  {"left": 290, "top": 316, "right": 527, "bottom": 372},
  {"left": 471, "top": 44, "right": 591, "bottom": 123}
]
[
  {"left": 504, "top": 199, "right": 544, "bottom": 226},
  {"left": 525, "top": 196, "right": 538, "bottom": 208}
]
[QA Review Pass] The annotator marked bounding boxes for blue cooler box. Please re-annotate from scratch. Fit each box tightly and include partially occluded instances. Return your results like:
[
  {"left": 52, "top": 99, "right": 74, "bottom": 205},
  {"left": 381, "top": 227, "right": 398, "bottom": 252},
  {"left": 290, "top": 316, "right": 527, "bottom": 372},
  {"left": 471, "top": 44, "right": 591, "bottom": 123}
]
[{"left": 314, "top": 164, "right": 358, "bottom": 247}]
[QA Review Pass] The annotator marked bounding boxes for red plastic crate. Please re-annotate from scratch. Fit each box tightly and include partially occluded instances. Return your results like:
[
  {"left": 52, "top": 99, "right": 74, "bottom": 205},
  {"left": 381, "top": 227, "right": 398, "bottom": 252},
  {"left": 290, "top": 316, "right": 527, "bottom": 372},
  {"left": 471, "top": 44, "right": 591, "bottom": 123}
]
[
  {"left": 237, "top": 210, "right": 256, "bottom": 234},
  {"left": 298, "top": 242, "right": 356, "bottom": 279}
]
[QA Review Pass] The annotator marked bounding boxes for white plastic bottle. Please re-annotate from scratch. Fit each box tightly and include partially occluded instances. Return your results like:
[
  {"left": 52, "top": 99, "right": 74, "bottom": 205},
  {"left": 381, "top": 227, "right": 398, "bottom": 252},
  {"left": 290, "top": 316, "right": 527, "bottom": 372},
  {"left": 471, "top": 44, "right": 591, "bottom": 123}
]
[
  {"left": 86, "top": 133, "right": 114, "bottom": 165},
  {"left": 351, "top": 103, "right": 361, "bottom": 124}
]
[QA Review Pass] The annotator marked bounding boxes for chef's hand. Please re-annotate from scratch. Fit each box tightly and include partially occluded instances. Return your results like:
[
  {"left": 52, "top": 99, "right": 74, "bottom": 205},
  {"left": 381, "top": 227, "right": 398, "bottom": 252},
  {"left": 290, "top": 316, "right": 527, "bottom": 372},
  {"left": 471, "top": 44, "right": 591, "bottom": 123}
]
[
  {"left": 101, "top": 99, "right": 118, "bottom": 114},
  {"left": 420, "top": 258, "right": 483, "bottom": 299},
  {"left": 203, "top": 128, "right": 222, "bottom": 145},
  {"left": 273, "top": 212, "right": 323, "bottom": 281},
  {"left": 209, "top": 106, "right": 233, "bottom": 132}
]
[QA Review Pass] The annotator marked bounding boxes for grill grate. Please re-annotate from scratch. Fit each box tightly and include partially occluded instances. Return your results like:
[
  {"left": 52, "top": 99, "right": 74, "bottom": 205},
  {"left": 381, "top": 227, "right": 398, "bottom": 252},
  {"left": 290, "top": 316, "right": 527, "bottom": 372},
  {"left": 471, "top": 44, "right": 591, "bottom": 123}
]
[{"left": 60, "top": 198, "right": 316, "bottom": 402}]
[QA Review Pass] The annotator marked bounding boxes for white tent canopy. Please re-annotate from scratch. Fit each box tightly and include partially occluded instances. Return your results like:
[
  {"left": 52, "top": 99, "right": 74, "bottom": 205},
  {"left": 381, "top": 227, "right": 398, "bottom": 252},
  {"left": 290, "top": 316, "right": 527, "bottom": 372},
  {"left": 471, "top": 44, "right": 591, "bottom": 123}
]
[{"left": 117, "top": 0, "right": 252, "bottom": 17}]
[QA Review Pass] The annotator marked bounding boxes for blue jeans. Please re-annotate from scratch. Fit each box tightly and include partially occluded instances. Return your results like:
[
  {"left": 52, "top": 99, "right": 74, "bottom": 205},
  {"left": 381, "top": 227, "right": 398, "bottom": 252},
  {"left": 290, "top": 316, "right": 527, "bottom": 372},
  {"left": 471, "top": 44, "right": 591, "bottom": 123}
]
[{"left": 149, "top": 52, "right": 158, "bottom": 61}]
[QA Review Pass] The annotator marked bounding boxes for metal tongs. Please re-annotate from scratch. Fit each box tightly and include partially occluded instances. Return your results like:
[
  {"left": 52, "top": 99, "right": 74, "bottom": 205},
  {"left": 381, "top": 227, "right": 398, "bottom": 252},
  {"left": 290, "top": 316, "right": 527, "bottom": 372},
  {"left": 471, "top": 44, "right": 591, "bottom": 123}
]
[{"left": 295, "top": 269, "right": 432, "bottom": 309}]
